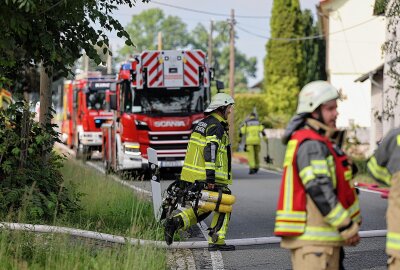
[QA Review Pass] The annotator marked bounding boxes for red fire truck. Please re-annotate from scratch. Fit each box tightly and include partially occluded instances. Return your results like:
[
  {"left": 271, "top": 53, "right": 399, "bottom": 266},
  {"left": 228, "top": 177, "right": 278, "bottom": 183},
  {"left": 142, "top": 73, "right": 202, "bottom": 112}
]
[
  {"left": 103, "top": 50, "right": 222, "bottom": 173},
  {"left": 61, "top": 72, "right": 115, "bottom": 159}
]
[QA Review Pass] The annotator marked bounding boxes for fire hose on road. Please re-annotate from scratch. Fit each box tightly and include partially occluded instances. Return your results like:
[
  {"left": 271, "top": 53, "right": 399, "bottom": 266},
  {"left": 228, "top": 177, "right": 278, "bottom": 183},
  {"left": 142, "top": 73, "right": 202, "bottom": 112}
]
[{"left": 0, "top": 222, "right": 388, "bottom": 249}]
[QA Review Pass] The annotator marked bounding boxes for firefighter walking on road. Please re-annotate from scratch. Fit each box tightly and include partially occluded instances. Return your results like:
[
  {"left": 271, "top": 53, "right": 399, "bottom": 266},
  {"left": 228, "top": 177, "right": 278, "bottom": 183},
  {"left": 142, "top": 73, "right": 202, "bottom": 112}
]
[
  {"left": 367, "top": 128, "right": 400, "bottom": 270},
  {"left": 164, "top": 93, "right": 236, "bottom": 251},
  {"left": 274, "top": 81, "right": 361, "bottom": 270},
  {"left": 239, "top": 112, "right": 266, "bottom": 174}
]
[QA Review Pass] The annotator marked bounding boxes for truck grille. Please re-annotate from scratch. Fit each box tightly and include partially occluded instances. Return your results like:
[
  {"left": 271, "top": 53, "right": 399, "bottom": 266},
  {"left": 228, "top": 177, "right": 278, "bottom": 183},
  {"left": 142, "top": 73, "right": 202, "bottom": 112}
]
[
  {"left": 148, "top": 131, "right": 191, "bottom": 156},
  {"left": 148, "top": 131, "right": 191, "bottom": 141},
  {"left": 149, "top": 144, "right": 188, "bottom": 150}
]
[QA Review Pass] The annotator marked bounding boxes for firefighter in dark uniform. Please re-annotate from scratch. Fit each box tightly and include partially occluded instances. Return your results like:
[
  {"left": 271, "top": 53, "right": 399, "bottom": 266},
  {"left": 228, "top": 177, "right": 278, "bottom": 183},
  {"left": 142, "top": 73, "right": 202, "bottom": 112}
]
[
  {"left": 164, "top": 93, "right": 236, "bottom": 251},
  {"left": 367, "top": 128, "right": 400, "bottom": 270},
  {"left": 274, "top": 81, "right": 361, "bottom": 269}
]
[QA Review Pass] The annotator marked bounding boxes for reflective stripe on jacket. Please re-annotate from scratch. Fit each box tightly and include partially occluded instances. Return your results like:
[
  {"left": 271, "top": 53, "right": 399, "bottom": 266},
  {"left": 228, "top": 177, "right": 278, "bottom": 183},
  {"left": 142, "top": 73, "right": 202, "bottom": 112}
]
[
  {"left": 367, "top": 128, "right": 400, "bottom": 257},
  {"left": 180, "top": 112, "right": 232, "bottom": 185},
  {"left": 274, "top": 128, "right": 360, "bottom": 244},
  {"left": 240, "top": 116, "right": 264, "bottom": 145}
]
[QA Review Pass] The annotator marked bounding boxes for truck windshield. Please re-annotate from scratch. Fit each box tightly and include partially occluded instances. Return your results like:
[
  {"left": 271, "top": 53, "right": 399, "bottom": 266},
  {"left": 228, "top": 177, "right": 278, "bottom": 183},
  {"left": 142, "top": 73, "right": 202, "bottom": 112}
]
[
  {"left": 131, "top": 88, "right": 205, "bottom": 116},
  {"left": 86, "top": 90, "right": 106, "bottom": 110}
]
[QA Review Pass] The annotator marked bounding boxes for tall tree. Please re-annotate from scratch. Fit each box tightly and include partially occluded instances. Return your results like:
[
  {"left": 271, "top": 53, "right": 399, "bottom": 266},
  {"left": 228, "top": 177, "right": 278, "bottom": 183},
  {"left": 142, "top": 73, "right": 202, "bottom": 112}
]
[
  {"left": 119, "top": 8, "right": 190, "bottom": 55},
  {"left": 263, "top": 0, "right": 303, "bottom": 126},
  {"left": 299, "top": 9, "right": 326, "bottom": 87},
  {"left": 1, "top": 0, "right": 147, "bottom": 126}
]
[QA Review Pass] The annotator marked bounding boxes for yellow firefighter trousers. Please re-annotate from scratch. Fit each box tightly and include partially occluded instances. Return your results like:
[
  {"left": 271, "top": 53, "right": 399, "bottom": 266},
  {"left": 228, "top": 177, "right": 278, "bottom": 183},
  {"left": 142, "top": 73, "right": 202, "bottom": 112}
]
[
  {"left": 247, "top": 144, "right": 260, "bottom": 169},
  {"left": 176, "top": 207, "right": 230, "bottom": 245},
  {"left": 291, "top": 246, "right": 340, "bottom": 270}
]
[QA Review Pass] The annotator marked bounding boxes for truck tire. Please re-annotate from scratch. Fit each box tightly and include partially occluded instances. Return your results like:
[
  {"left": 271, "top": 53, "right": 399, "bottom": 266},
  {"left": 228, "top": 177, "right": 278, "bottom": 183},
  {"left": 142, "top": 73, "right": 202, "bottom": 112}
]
[
  {"left": 76, "top": 143, "right": 83, "bottom": 160},
  {"left": 104, "top": 160, "right": 111, "bottom": 175}
]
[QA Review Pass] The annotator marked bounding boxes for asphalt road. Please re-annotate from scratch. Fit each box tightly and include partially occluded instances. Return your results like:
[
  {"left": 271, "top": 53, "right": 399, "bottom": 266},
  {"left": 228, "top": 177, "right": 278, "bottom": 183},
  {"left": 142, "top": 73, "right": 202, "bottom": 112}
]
[
  {"left": 88, "top": 159, "right": 389, "bottom": 269},
  {"left": 216, "top": 163, "right": 388, "bottom": 270}
]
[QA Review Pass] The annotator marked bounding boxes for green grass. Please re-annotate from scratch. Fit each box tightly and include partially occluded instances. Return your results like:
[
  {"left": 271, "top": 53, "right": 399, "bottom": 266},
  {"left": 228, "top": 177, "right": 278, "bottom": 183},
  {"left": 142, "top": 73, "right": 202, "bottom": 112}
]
[
  {"left": 0, "top": 159, "right": 167, "bottom": 269},
  {"left": 57, "top": 160, "right": 163, "bottom": 240},
  {"left": 0, "top": 231, "right": 166, "bottom": 270}
]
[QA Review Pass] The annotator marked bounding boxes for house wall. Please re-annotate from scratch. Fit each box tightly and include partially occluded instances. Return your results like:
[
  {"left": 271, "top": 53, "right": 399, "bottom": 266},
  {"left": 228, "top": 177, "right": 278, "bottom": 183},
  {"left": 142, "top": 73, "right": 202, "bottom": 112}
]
[
  {"left": 320, "top": 0, "right": 386, "bottom": 128},
  {"left": 369, "top": 71, "right": 384, "bottom": 152},
  {"left": 383, "top": 0, "right": 400, "bottom": 136}
]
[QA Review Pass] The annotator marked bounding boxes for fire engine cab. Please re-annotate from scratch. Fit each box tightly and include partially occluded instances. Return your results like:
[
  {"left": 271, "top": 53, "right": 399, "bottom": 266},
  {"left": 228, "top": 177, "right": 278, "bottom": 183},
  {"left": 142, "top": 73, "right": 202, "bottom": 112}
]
[
  {"left": 61, "top": 72, "right": 115, "bottom": 159},
  {"left": 103, "top": 50, "right": 222, "bottom": 173}
]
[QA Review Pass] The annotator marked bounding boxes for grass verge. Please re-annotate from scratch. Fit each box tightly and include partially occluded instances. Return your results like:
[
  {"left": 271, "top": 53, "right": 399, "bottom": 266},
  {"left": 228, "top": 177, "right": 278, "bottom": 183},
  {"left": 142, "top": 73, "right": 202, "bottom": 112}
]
[
  {"left": 58, "top": 159, "right": 163, "bottom": 239},
  {"left": 0, "top": 159, "right": 166, "bottom": 269},
  {"left": 0, "top": 230, "right": 166, "bottom": 270}
]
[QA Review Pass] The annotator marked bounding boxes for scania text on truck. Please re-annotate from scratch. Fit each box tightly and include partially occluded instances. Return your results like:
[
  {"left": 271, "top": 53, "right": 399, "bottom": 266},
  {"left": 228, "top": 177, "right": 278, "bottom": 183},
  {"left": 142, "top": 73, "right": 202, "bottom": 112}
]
[{"left": 103, "top": 50, "right": 223, "bottom": 174}]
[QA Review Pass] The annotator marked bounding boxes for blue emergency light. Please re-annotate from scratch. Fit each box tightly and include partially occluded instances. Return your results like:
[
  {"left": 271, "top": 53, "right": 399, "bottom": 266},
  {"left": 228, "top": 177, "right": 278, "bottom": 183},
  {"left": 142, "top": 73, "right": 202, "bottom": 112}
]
[{"left": 122, "top": 63, "right": 131, "bottom": 70}]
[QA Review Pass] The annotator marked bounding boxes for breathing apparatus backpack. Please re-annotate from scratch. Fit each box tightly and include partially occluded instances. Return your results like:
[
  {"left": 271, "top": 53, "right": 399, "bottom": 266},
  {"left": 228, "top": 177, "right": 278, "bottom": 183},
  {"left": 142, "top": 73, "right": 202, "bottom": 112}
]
[{"left": 160, "top": 180, "right": 236, "bottom": 221}]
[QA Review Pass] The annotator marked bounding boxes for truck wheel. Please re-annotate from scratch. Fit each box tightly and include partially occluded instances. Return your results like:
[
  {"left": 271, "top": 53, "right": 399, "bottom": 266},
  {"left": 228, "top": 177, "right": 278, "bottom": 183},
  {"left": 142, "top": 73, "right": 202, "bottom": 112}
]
[
  {"left": 85, "top": 146, "right": 92, "bottom": 161},
  {"left": 104, "top": 160, "right": 111, "bottom": 174},
  {"left": 82, "top": 146, "right": 90, "bottom": 161},
  {"left": 76, "top": 143, "right": 83, "bottom": 160}
]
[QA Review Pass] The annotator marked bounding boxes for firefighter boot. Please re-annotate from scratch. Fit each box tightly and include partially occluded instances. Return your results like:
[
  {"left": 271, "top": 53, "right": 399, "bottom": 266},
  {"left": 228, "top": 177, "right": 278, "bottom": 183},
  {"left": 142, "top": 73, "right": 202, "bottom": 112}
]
[{"left": 164, "top": 216, "right": 183, "bottom": 245}]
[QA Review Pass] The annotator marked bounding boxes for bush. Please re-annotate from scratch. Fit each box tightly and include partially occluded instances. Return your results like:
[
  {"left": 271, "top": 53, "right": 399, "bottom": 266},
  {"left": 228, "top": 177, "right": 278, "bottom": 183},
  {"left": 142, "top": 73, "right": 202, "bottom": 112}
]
[{"left": 0, "top": 101, "right": 80, "bottom": 222}]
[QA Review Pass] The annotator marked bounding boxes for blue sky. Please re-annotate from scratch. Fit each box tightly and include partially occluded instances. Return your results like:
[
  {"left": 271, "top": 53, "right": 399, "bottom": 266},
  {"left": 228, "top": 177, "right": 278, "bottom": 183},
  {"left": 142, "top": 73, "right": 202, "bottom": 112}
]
[{"left": 111, "top": 0, "right": 321, "bottom": 86}]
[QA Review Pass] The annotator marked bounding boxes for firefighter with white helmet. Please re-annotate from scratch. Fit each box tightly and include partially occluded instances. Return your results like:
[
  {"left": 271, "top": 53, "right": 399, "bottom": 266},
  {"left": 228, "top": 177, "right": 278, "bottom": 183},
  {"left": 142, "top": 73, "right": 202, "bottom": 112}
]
[
  {"left": 367, "top": 128, "right": 400, "bottom": 269},
  {"left": 275, "top": 81, "right": 361, "bottom": 269},
  {"left": 164, "top": 93, "right": 236, "bottom": 251}
]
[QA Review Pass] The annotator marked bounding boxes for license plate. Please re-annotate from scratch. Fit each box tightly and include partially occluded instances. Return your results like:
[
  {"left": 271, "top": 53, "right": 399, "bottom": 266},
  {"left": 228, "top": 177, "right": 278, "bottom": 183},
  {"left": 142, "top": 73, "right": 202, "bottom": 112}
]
[{"left": 160, "top": 160, "right": 183, "bottom": 167}]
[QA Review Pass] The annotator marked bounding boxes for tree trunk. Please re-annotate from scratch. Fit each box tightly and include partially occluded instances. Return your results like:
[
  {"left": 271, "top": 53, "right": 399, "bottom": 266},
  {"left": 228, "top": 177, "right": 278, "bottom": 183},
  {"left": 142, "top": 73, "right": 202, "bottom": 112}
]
[
  {"left": 39, "top": 63, "right": 53, "bottom": 127},
  {"left": 19, "top": 104, "right": 30, "bottom": 169},
  {"left": 39, "top": 63, "right": 53, "bottom": 163}
]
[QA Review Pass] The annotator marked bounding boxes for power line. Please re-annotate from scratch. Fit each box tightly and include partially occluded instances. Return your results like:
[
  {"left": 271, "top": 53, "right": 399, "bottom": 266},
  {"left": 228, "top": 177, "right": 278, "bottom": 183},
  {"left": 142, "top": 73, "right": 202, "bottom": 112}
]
[
  {"left": 39, "top": 0, "right": 64, "bottom": 15},
  {"left": 150, "top": 1, "right": 270, "bottom": 19},
  {"left": 236, "top": 16, "right": 380, "bottom": 41},
  {"left": 236, "top": 24, "right": 323, "bottom": 41}
]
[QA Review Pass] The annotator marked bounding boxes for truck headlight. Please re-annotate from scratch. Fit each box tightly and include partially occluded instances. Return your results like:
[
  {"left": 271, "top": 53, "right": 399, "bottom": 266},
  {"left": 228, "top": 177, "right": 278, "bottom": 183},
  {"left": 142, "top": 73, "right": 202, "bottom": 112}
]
[{"left": 124, "top": 143, "right": 141, "bottom": 155}]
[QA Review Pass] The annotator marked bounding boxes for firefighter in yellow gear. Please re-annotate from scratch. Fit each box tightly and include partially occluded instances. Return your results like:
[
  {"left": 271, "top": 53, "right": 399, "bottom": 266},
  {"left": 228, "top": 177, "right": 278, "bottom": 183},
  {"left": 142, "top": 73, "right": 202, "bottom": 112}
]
[
  {"left": 164, "top": 93, "right": 236, "bottom": 251},
  {"left": 275, "top": 81, "right": 361, "bottom": 270},
  {"left": 240, "top": 112, "right": 266, "bottom": 174},
  {"left": 367, "top": 128, "right": 400, "bottom": 270}
]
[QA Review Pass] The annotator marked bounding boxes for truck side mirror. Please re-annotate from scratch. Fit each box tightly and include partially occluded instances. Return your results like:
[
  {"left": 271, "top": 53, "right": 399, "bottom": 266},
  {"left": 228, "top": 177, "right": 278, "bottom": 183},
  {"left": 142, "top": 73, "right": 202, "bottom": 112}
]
[
  {"left": 109, "top": 93, "right": 117, "bottom": 110},
  {"left": 216, "top": 80, "right": 225, "bottom": 92},
  {"left": 209, "top": 68, "right": 215, "bottom": 80}
]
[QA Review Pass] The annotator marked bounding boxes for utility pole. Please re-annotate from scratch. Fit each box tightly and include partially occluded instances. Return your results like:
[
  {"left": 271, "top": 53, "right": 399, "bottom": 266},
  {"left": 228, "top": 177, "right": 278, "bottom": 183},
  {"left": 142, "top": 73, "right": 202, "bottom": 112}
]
[
  {"left": 228, "top": 9, "right": 236, "bottom": 141},
  {"left": 158, "top": 32, "right": 163, "bottom": 51},
  {"left": 208, "top": 20, "right": 214, "bottom": 67},
  {"left": 83, "top": 51, "right": 89, "bottom": 73},
  {"left": 107, "top": 46, "right": 112, "bottom": 75}
]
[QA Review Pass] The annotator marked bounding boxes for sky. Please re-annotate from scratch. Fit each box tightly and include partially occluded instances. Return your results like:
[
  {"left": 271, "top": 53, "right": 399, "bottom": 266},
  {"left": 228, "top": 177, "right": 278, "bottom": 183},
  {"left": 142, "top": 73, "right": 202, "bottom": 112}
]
[{"left": 110, "top": 0, "right": 321, "bottom": 86}]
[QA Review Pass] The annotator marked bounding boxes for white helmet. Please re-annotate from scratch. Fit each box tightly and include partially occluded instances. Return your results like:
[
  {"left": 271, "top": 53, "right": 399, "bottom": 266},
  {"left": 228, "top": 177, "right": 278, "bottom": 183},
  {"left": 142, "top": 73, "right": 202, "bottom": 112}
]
[
  {"left": 205, "top": 93, "right": 235, "bottom": 113},
  {"left": 296, "top": 81, "right": 339, "bottom": 114}
]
